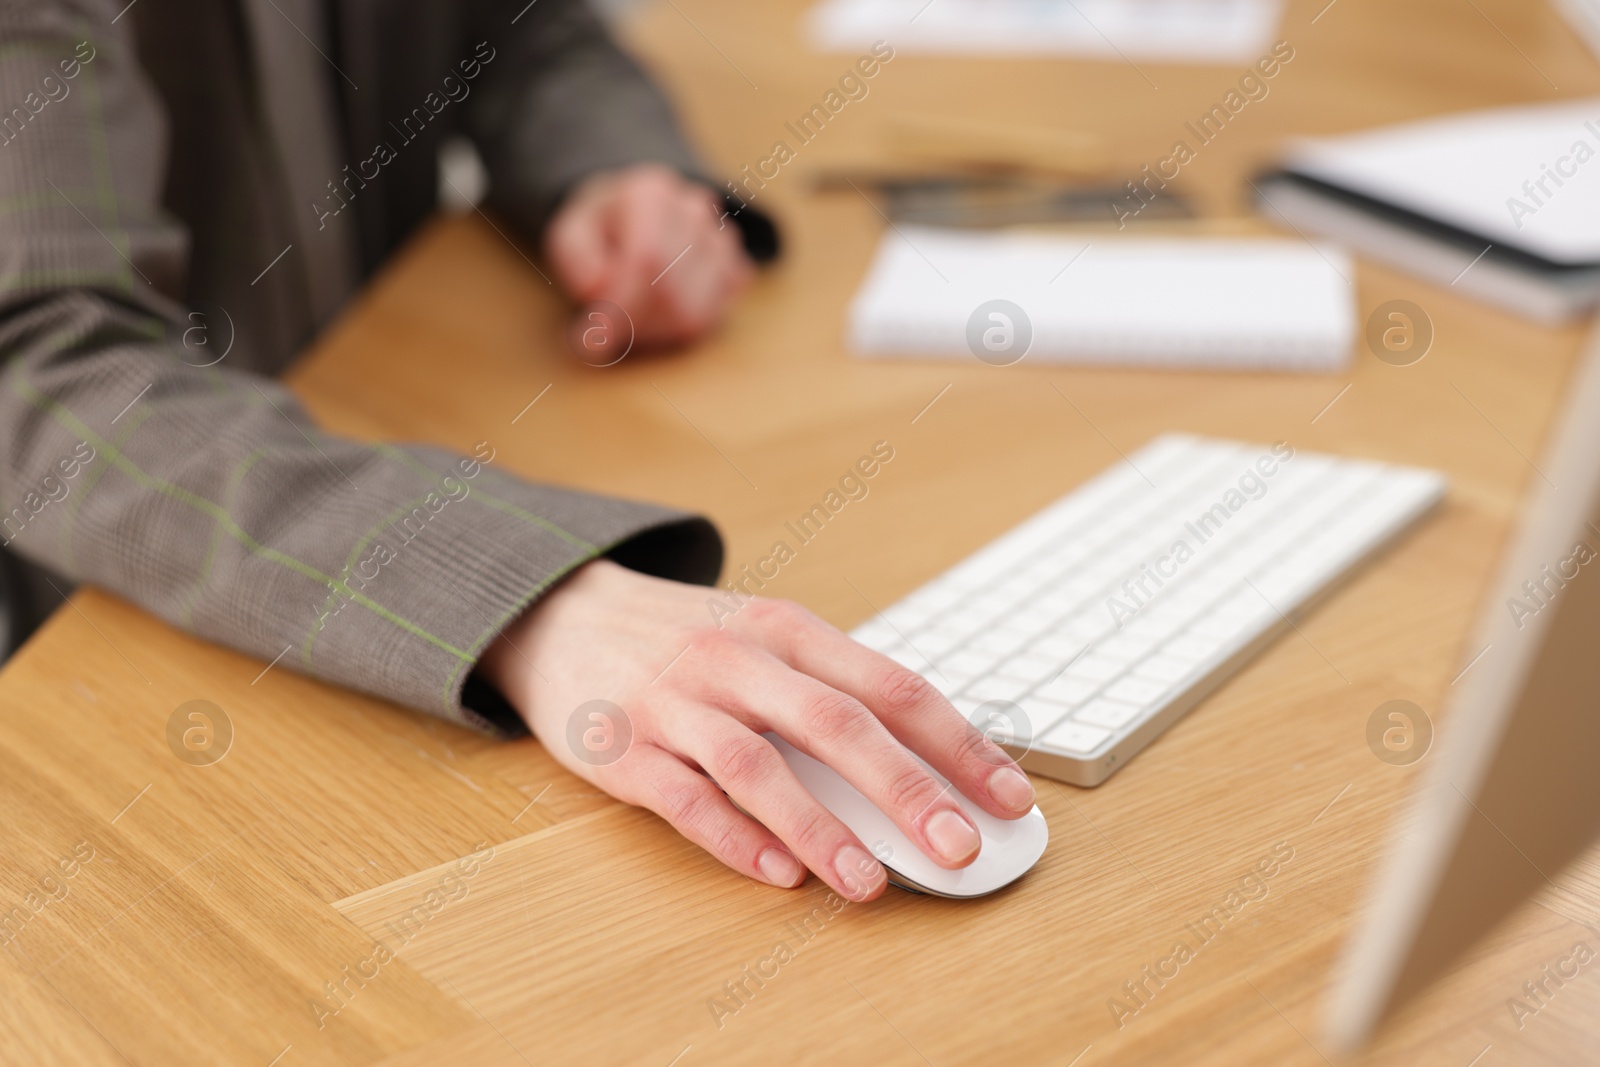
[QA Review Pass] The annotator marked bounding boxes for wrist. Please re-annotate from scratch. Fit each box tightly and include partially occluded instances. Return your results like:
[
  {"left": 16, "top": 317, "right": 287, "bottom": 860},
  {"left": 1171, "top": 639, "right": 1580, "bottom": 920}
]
[
  {"left": 476, "top": 595, "right": 544, "bottom": 704},
  {"left": 475, "top": 558, "right": 623, "bottom": 709}
]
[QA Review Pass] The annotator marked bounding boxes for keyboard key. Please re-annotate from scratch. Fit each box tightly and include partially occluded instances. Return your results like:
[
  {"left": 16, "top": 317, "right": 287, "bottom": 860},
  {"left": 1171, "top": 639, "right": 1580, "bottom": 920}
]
[
  {"left": 1185, "top": 571, "right": 1235, "bottom": 598},
  {"left": 1064, "top": 612, "right": 1115, "bottom": 642},
  {"left": 1135, "top": 655, "right": 1195, "bottom": 683},
  {"left": 940, "top": 649, "right": 992, "bottom": 678},
  {"left": 1098, "top": 633, "right": 1161, "bottom": 661},
  {"left": 1164, "top": 634, "right": 1220, "bottom": 661},
  {"left": 964, "top": 676, "right": 1029, "bottom": 703},
  {"left": 1021, "top": 697, "right": 1076, "bottom": 735},
  {"left": 1161, "top": 587, "right": 1217, "bottom": 615},
  {"left": 1003, "top": 604, "right": 1065, "bottom": 633},
  {"left": 1021, "top": 558, "right": 1066, "bottom": 585},
  {"left": 1041, "top": 721, "right": 1113, "bottom": 754},
  {"left": 1117, "top": 613, "right": 1175, "bottom": 640},
  {"left": 1193, "top": 603, "right": 1271, "bottom": 639},
  {"left": 1035, "top": 674, "right": 1096, "bottom": 707},
  {"left": 1062, "top": 654, "right": 1125, "bottom": 683},
  {"left": 1106, "top": 677, "right": 1170, "bottom": 706},
  {"left": 1053, "top": 576, "right": 1105, "bottom": 605},
  {"left": 995, "top": 652, "right": 1062, "bottom": 685},
  {"left": 1075, "top": 698, "right": 1142, "bottom": 729},
  {"left": 935, "top": 665, "right": 983, "bottom": 690},
  {"left": 915, "top": 626, "right": 969, "bottom": 658},
  {"left": 905, "top": 583, "right": 965, "bottom": 613},
  {"left": 967, "top": 588, "right": 1023, "bottom": 619},
  {"left": 969, "top": 627, "right": 1032, "bottom": 656},
  {"left": 997, "top": 574, "right": 1038, "bottom": 600},
  {"left": 1031, "top": 632, "right": 1089, "bottom": 661},
  {"left": 1140, "top": 603, "right": 1193, "bottom": 631}
]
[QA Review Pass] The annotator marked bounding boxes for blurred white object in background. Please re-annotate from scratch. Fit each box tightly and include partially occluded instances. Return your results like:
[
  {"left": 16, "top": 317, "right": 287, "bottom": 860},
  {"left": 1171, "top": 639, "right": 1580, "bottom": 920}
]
[
  {"left": 1557, "top": 0, "right": 1600, "bottom": 62},
  {"left": 809, "top": 0, "right": 1284, "bottom": 63},
  {"left": 849, "top": 228, "right": 1353, "bottom": 371},
  {"left": 1259, "top": 98, "right": 1600, "bottom": 323},
  {"left": 437, "top": 135, "right": 489, "bottom": 213}
]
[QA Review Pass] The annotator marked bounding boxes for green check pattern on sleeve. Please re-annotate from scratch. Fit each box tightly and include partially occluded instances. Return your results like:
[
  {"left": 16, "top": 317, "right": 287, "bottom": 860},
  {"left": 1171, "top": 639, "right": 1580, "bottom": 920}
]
[{"left": 0, "top": 3, "right": 723, "bottom": 731}]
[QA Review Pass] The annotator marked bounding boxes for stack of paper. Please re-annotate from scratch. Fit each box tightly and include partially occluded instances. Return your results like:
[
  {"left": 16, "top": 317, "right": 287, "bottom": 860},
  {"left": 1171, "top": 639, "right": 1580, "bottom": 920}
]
[
  {"left": 848, "top": 227, "right": 1354, "bottom": 371},
  {"left": 809, "top": 0, "right": 1284, "bottom": 62},
  {"left": 1258, "top": 98, "right": 1600, "bottom": 322}
]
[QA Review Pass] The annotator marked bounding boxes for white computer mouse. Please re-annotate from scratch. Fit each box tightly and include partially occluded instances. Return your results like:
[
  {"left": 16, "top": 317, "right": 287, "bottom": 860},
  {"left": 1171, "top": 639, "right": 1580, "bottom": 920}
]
[{"left": 764, "top": 732, "right": 1048, "bottom": 899}]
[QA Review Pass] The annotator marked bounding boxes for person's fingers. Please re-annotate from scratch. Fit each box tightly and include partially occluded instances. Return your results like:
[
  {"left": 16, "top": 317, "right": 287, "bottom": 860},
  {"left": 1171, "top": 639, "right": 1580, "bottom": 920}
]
[
  {"left": 668, "top": 217, "right": 750, "bottom": 333},
  {"left": 653, "top": 244, "right": 718, "bottom": 334},
  {"left": 746, "top": 601, "right": 1038, "bottom": 822},
  {"left": 684, "top": 631, "right": 984, "bottom": 871},
  {"left": 656, "top": 708, "right": 890, "bottom": 901},
  {"left": 653, "top": 194, "right": 739, "bottom": 322},
  {"left": 685, "top": 189, "right": 754, "bottom": 302},
  {"left": 599, "top": 175, "right": 749, "bottom": 344},
  {"left": 599, "top": 174, "right": 676, "bottom": 325},
  {"left": 615, "top": 742, "right": 808, "bottom": 889},
  {"left": 544, "top": 196, "right": 611, "bottom": 301},
  {"left": 547, "top": 167, "right": 753, "bottom": 348}
]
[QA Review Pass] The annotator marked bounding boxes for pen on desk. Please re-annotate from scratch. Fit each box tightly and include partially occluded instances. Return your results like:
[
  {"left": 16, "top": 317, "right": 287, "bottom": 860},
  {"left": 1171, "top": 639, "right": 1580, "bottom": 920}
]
[
  {"left": 809, "top": 171, "right": 1194, "bottom": 228},
  {"left": 882, "top": 112, "right": 1110, "bottom": 178}
]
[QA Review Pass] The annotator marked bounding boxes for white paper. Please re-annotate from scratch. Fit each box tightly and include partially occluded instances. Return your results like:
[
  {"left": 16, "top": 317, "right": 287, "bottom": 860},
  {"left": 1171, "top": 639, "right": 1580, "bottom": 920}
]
[
  {"left": 848, "top": 227, "right": 1354, "bottom": 371},
  {"left": 809, "top": 0, "right": 1284, "bottom": 63}
]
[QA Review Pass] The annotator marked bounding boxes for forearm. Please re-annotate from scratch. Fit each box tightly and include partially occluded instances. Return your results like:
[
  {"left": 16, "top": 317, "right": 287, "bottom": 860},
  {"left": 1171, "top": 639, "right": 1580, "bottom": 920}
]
[
  {"left": 1, "top": 287, "right": 723, "bottom": 726},
  {"left": 0, "top": 1, "right": 724, "bottom": 727}
]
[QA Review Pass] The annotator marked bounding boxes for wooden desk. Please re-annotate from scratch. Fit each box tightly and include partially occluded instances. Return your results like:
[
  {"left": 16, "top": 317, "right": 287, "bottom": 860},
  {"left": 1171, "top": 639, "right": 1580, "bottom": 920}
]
[{"left": 4, "top": 0, "right": 1599, "bottom": 1063}]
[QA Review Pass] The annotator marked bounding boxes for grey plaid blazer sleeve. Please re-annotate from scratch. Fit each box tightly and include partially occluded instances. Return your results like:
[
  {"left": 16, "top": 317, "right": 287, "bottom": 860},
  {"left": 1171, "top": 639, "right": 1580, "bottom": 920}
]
[
  {"left": 462, "top": 0, "right": 707, "bottom": 236},
  {"left": 0, "top": 2, "right": 722, "bottom": 734}
]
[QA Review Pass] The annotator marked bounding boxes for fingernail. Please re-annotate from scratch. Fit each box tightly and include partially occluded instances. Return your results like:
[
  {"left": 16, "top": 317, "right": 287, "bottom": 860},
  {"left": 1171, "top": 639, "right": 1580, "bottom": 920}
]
[
  {"left": 833, "top": 845, "right": 886, "bottom": 901},
  {"left": 926, "top": 809, "right": 981, "bottom": 865},
  {"left": 757, "top": 848, "right": 804, "bottom": 888},
  {"left": 987, "top": 766, "right": 1036, "bottom": 813}
]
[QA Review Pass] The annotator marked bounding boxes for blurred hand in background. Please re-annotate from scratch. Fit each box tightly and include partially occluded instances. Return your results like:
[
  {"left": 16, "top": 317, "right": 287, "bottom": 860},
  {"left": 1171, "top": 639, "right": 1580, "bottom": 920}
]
[{"left": 545, "top": 163, "right": 753, "bottom": 350}]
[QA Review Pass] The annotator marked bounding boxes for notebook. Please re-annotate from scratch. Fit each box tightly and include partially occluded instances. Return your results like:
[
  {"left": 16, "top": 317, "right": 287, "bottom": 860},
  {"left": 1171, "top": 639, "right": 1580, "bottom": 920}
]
[
  {"left": 808, "top": 0, "right": 1283, "bottom": 62},
  {"left": 1257, "top": 98, "right": 1600, "bottom": 323},
  {"left": 847, "top": 227, "right": 1354, "bottom": 372}
]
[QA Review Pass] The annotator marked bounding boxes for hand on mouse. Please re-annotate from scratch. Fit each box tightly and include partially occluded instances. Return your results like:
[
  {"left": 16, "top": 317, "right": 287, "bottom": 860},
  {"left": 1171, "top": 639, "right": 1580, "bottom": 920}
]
[
  {"left": 477, "top": 559, "right": 1038, "bottom": 901},
  {"left": 544, "top": 164, "right": 753, "bottom": 350}
]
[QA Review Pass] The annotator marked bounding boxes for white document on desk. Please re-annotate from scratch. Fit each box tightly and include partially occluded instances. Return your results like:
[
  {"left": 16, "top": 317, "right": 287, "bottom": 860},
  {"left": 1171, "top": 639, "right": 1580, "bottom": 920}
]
[
  {"left": 1281, "top": 97, "right": 1600, "bottom": 267},
  {"left": 809, "top": 0, "right": 1284, "bottom": 62},
  {"left": 847, "top": 228, "right": 1354, "bottom": 372}
]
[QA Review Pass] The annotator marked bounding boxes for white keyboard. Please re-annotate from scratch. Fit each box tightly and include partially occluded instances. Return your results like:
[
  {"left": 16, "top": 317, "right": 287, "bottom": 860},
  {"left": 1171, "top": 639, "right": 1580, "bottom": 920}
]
[{"left": 851, "top": 434, "right": 1446, "bottom": 786}]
